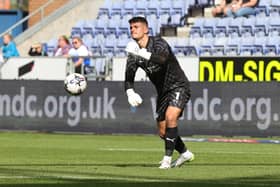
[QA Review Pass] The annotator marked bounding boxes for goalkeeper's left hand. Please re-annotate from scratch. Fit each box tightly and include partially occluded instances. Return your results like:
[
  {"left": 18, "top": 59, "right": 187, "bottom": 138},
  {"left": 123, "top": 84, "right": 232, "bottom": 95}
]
[
  {"left": 126, "top": 89, "right": 143, "bottom": 107},
  {"left": 125, "top": 41, "right": 151, "bottom": 60}
]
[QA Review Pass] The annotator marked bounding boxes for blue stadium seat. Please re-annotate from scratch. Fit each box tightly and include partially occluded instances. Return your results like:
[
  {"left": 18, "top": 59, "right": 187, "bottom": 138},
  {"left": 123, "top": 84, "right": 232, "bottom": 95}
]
[
  {"left": 254, "top": 16, "right": 268, "bottom": 36},
  {"left": 241, "top": 17, "right": 255, "bottom": 37},
  {"left": 228, "top": 17, "right": 244, "bottom": 38},
  {"left": 172, "top": 0, "right": 186, "bottom": 14},
  {"left": 199, "top": 45, "right": 212, "bottom": 56},
  {"left": 160, "top": 0, "right": 171, "bottom": 9},
  {"left": 240, "top": 37, "right": 255, "bottom": 56},
  {"left": 186, "top": 46, "right": 199, "bottom": 56},
  {"left": 159, "top": 8, "right": 171, "bottom": 25},
  {"left": 268, "top": 16, "right": 280, "bottom": 36},
  {"left": 173, "top": 46, "right": 188, "bottom": 56},
  {"left": 264, "top": 44, "right": 277, "bottom": 55},
  {"left": 253, "top": 33, "right": 268, "bottom": 56},
  {"left": 172, "top": 37, "right": 189, "bottom": 56},
  {"left": 90, "top": 45, "right": 102, "bottom": 56},
  {"left": 254, "top": 36, "right": 267, "bottom": 46},
  {"left": 96, "top": 16, "right": 109, "bottom": 28},
  {"left": 122, "top": 10, "right": 134, "bottom": 23},
  {"left": 228, "top": 36, "right": 241, "bottom": 46},
  {"left": 94, "top": 58, "right": 106, "bottom": 76},
  {"left": 147, "top": 0, "right": 160, "bottom": 10},
  {"left": 103, "top": 46, "right": 115, "bottom": 57},
  {"left": 71, "top": 20, "right": 86, "bottom": 37},
  {"left": 115, "top": 38, "right": 130, "bottom": 57},
  {"left": 255, "top": 0, "right": 271, "bottom": 17},
  {"left": 106, "top": 27, "right": 118, "bottom": 40},
  {"left": 212, "top": 45, "right": 225, "bottom": 56},
  {"left": 118, "top": 27, "right": 130, "bottom": 40},
  {"left": 190, "top": 18, "right": 204, "bottom": 37},
  {"left": 147, "top": 7, "right": 159, "bottom": 18},
  {"left": 107, "top": 18, "right": 120, "bottom": 30},
  {"left": 47, "top": 38, "right": 57, "bottom": 57},
  {"left": 215, "top": 17, "right": 231, "bottom": 37},
  {"left": 104, "top": 36, "right": 116, "bottom": 49},
  {"left": 111, "top": 1, "right": 122, "bottom": 9},
  {"left": 269, "top": 0, "right": 280, "bottom": 17},
  {"left": 146, "top": 13, "right": 159, "bottom": 34},
  {"left": 98, "top": 8, "right": 110, "bottom": 20},
  {"left": 202, "top": 18, "right": 217, "bottom": 38},
  {"left": 136, "top": 0, "right": 148, "bottom": 9},
  {"left": 197, "top": 0, "right": 210, "bottom": 6},
  {"left": 123, "top": 0, "right": 135, "bottom": 9},
  {"left": 240, "top": 45, "right": 253, "bottom": 56},
  {"left": 264, "top": 36, "right": 280, "bottom": 55},
  {"left": 82, "top": 20, "right": 95, "bottom": 37},
  {"left": 187, "top": 36, "right": 202, "bottom": 56},
  {"left": 187, "top": 0, "right": 196, "bottom": 7},
  {"left": 214, "top": 37, "right": 228, "bottom": 46},
  {"left": 241, "top": 36, "right": 254, "bottom": 45},
  {"left": 201, "top": 36, "right": 214, "bottom": 46},
  {"left": 115, "top": 46, "right": 126, "bottom": 57},
  {"left": 225, "top": 45, "right": 239, "bottom": 56},
  {"left": 170, "top": 8, "right": 185, "bottom": 26},
  {"left": 252, "top": 45, "right": 264, "bottom": 55},
  {"left": 135, "top": 8, "right": 146, "bottom": 17},
  {"left": 110, "top": 8, "right": 122, "bottom": 19}
]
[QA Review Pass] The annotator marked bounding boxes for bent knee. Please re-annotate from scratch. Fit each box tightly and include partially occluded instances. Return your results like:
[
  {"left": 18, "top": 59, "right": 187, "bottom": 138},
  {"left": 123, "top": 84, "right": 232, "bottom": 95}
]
[{"left": 165, "top": 115, "right": 178, "bottom": 127}]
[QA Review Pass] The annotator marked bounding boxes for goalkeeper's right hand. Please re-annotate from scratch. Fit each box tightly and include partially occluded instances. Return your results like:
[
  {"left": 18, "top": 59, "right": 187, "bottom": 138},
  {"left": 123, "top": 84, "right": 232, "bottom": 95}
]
[{"left": 126, "top": 89, "right": 143, "bottom": 107}]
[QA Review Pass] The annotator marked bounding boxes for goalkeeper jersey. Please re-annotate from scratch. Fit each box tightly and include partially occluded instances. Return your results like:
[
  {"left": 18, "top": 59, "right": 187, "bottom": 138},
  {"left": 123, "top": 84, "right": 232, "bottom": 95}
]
[{"left": 125, "top": 36, "right": 190, "bottom": 97}]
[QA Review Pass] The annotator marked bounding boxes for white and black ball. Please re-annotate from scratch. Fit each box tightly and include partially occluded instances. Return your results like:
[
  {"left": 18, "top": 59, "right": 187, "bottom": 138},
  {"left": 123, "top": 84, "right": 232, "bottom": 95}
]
[{"left": 64, "top": 73, "right": 87, "bottom": 95}]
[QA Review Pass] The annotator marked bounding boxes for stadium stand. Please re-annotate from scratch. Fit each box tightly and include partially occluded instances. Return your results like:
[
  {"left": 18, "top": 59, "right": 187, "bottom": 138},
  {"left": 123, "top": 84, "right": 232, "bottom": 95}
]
[
  {"left": 42, "top": 0, "right": 280, "bottom": 58},
  {"left": 44, "top": 0, "right": 211, "bottom": 58}
]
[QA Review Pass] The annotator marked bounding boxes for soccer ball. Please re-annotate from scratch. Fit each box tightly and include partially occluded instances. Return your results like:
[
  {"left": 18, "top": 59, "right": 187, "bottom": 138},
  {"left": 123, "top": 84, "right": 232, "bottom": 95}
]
[{"left": 64, "top": 73, "right": 87, "bottom": 95}]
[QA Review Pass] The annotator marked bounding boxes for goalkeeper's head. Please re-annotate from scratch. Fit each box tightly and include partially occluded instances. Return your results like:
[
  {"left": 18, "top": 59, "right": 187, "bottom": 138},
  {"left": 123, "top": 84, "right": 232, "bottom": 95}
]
[{"left": 129, "top": 16, "right": 149, "bottom": 41}]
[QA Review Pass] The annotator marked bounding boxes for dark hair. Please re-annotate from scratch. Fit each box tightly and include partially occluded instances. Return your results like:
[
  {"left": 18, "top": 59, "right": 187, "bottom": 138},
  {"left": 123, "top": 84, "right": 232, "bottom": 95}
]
[
  {"left": 128, "top": 16, "right": 148, "bottom": 26},
  {"left": 61, "top": 35, "right": 70, "bottom": 45}
]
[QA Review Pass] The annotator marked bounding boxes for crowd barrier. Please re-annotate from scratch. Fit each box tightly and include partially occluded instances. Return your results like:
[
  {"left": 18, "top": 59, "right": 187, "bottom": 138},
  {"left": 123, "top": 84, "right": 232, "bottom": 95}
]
[
  {"left": 1, "top": 56, "right": 279, "bottom": 82},
  {"left": 0, "top": 80, "right": 279, "bottom": 136},
  {"left": 0, "top": 57, "right": 112, "bottom": 80}
]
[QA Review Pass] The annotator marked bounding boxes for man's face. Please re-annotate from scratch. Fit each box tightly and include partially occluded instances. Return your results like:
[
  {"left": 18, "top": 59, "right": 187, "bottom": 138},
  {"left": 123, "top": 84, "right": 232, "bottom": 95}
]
[{"left": 130, "top": 22, "right": 148, "bottom": 41}]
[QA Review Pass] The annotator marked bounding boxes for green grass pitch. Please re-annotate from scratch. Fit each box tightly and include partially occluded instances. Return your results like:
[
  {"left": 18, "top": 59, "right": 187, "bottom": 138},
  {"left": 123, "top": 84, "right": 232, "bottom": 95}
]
[{"left": 0, "top": 132, "right": 279, "bottom": 187}]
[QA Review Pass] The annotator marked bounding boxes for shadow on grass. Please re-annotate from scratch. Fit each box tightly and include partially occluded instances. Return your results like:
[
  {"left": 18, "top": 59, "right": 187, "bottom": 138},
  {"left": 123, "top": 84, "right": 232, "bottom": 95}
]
[
  {"left": 0, "top": 164, "right": 279, "bottom": 187},
  {"left": 0, "top": 178, "right": 280, "bottom": 187},
  {"left": 0, "top": 163, "right": 279, "bottom": 167}
]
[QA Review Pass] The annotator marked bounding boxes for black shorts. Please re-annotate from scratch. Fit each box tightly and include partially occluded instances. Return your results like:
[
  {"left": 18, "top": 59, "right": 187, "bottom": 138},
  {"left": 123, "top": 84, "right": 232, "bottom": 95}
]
[{"left": 156, "top": 87, "right": 191, "bottom": 122}]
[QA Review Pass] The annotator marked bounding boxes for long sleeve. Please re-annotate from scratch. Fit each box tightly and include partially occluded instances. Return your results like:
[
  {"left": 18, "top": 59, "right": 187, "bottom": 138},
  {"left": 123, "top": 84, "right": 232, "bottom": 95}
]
[
  {"left": 149, "top": 39, "right": 170, "bottom": 65},
  {"left": 3, "top": 42, "right": 19, "bottom": 58},
  {"left": 124, "top": 54, "right": 139, "bottom": 91}
]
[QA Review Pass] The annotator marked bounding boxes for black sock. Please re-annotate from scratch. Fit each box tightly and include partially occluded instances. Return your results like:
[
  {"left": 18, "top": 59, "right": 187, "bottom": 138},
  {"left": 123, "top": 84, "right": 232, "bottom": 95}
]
[
  {"left": 165, "top": 127, "right": 178, "bottom": 156},
  {"left": 175, "top": 136, "right": 187, "bottom": 154}
]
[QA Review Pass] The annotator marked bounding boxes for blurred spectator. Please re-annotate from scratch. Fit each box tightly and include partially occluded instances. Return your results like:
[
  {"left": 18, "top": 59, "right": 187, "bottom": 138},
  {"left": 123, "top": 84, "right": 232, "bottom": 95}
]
[
  {"left": 68, "top": 36, "right": 91, "bottom": 74},
  {"left": 0, "top": 0, "right": 10, "bottom": 10},
  {"left": 226, "top": 0, "right": 259, "bottom": 17},
  {"left": 212, "top": 0, "right": 233, "bottom": 17},
  {"left": 1, "top": 33, "right": 19, "bottom": 59},
  {"left": 0, "top": 52, "right": 3, "bottom": 64},
  {"left": 28, "top": 43, "right": 48, "bottom": 56},
  {"left": 54, "top": 35, "right": 71, "bottom": 57}
]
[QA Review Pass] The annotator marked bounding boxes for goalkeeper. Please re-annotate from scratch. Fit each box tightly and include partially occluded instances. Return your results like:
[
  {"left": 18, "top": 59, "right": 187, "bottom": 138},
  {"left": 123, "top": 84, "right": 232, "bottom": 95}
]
[{"left": 124, "top": 17, "right": 194, "bottom": 169}]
